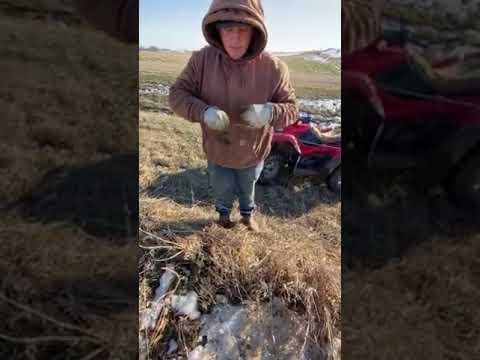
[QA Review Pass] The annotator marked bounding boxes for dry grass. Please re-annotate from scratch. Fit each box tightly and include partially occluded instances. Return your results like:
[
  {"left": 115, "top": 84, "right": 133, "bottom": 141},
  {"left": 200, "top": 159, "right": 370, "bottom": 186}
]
[
  {"left": 0, "top": 17, "right": 137, "bottom": 205},
  {"left": 343, "top": 234, "right": 480, "bottom": 359},
  {"left": 0, "top": 216, "right": 138, "bottom": 359},
  {"left": 139, "top": 51, "right": 191, "bottom": 85},
  {"left": 0, "top": 3, "right": 138, "bottom": 358},
  {"left": 139, "top": 110, "right": 341, "bottom": 357},
  {"left": 341, "top": 148, "right": 480, "bottom": 358}
]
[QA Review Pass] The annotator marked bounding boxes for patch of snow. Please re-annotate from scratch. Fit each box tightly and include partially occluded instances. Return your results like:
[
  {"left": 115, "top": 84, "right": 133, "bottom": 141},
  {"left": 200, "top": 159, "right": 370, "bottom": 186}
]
[
  {"left": 188, "top": 298, "right": 329, "bottom": 360},
  {"left": 139, "top": 333, "right": 148, "bottom": 360},
  {"left": 188, "top": 346, "right": 211, "bottom": 360},
  {"left": 167, "top": 339, "right": 178, "bottom": 355},
  {"left": 298, "top": 98, "right": 341, "bottom": 117},
  {"left": 304, "top": 55, "right": 329, "bottom": 63},
  {"left": 275, "top": 49, "right": 340, "bottom": 62},
  {"left": 388, "top": 0, "right": 480, "bottom": 11},
  {"left": 156, "top": 269, "right": 176, "bottom": 298},
  {"left": 298, "top": 98, "right": 341, "bottom": 133},
  {"left": 139, "top": 83, "right": 170, "bottom": 96},
  {"left": 383, "top": 4, "right": 480, "bottom": 63},
  {"left": 139, "top": 268, "right": 177, "bottom": 360},
  {"left": 171, "top": 291, "right": 201, "bottom": 320},
  {"left": 322, "top": 48, "right": 341, "bottom": 57},
  {"left": 303, "top": 49, "right": 341, "bottom": 63},
  {"left": 139, "top": 268, "right": 176, "bottom": 331}
]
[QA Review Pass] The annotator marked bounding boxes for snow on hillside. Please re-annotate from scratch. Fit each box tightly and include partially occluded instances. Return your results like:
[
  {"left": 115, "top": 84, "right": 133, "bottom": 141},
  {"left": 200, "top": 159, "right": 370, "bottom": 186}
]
[
  {"left": 383, "top": 0, "right": 480, "bottom": 66},
  {"left": 388, "top": 0, "right": 479, "bottom": 15},
  {"left": 302, "top": 49, "right": 340, "bottom": 63},
  {"left": 273, "top": 48, "right": 340, "bottom": 63},
  {"left": 385, "top": 0, "right": 480, "bottom": 27}
]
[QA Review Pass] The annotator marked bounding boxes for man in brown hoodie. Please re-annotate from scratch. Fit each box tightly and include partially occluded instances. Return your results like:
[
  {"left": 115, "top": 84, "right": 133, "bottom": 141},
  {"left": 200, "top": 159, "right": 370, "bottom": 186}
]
[{"left": 169, "top": 0, "right": 298, "bottom": 231}]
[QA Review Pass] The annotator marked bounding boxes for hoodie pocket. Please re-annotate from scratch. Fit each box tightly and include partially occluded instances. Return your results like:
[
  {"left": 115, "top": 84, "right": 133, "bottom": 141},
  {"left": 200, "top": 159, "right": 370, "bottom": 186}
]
[{"left": 231, "top": 123, "right": 266, "bottom": 157}]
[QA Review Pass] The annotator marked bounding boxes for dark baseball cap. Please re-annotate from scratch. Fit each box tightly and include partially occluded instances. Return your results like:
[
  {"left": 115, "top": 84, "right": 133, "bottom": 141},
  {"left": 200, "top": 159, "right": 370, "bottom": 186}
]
[{"left": 215, "top": 21, "right": 251, "bottom": 30}]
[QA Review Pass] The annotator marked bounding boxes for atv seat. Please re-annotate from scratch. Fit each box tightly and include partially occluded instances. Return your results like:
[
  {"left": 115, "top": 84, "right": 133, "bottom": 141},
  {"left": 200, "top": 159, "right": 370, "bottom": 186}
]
[{"left": 299, "top": 126, "right": 341, "bottom": 145}]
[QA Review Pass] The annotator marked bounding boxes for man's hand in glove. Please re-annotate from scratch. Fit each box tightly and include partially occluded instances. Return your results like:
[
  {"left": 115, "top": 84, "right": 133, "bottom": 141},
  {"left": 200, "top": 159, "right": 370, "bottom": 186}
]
[
  {"left": 203, "top": 106, "right": 230, "bottom": 131},
  {"left": 240, "top": 103, "right": 273, "bottom": 128}
]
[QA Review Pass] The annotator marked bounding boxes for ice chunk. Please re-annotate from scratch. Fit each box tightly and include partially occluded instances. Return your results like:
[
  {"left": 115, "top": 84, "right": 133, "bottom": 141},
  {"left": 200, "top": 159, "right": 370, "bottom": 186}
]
[
  {"left": 167, "top": 339, "right": 178, "bottom": 354},
  {"left": 171, "top": 291, "right": 201, "bottom": 320},
  {"left": 139, "top": 268, "right": 176, "bottom": 331},
  {"left": 188, "top": 346, "right": 212, "bottom": 360}
]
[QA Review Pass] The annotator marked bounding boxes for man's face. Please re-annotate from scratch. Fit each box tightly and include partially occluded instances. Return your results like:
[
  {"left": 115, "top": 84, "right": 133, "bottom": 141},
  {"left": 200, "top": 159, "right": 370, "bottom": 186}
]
[{"left": 219, "top": 24, "right": 253, "bottom": 60}]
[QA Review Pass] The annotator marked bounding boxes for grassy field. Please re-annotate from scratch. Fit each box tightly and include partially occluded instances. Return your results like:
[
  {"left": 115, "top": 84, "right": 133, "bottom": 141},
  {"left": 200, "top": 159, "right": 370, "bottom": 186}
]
[
  {"left": 0, "top": 4, "right": 138, "bottom": 359},
  {"left": 139, "top": 51, "right": 191, "bottom": 85},
  {"left": 139, "top": 110, "right": 341, "bottom": 357},
  {"left": 343, "top": 232, "right": 480, "bottom": 359},
  {"left": 139, "top": 49, "right": 340, "bottom": 98}
]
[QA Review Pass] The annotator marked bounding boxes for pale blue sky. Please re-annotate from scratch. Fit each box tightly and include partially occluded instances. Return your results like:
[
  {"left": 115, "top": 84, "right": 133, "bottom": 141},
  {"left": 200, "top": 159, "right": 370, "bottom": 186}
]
[{"left": 140, "top": 0, "right": 340, "bottom": 52}]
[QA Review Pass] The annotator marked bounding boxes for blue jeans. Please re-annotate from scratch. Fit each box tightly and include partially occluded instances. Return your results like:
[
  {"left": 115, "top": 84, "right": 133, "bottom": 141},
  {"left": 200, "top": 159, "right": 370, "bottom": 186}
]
[{"left": 207, "top": 161, "right": 264, "bottom": 217}]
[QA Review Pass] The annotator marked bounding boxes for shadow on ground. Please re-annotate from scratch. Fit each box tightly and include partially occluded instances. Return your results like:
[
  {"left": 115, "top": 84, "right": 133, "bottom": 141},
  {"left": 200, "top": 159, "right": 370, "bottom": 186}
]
[
  {"left": 145, "top": 167, "right": 340, "bottom": 219},
  {"left": 140, "top": 218, "right": 212, "bottom": 237},
  {"left": 342, "top": 162, "right": 480, "bottom": 269},
  {"left": 7, "top": 153, "right": 139, "bottom": 239},
  {"left": 47, "top": 275, "right": 138, "bottom": 317},
  {"left": 144, "top": 167, "right": 212, "bottom": 206}
]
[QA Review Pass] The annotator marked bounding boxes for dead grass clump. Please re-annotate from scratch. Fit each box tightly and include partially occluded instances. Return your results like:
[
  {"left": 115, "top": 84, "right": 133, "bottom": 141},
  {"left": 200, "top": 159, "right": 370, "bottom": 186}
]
[
  {"left": 139, "top": 198, "right": 340, "bottom": 354},
  {"left": 0, "top": 216, "right": 138, "bottom": 359},
  {"left": 343, "top": 235, "right": 480, "bottom": 359},
  {"left": 198, "top": 222, "right": 340, "bottom": 344},
  {"left": 31, "top": 123, "right": 76, "bottom": 150},
  {"left": 0, "top": 16, "right": 137, "bottom": 203}
]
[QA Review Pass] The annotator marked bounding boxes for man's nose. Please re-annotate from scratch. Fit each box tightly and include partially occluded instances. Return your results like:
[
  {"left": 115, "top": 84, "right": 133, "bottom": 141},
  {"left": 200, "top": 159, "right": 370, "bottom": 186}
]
[{"left": 232, "top": 30, "right": 242, "bottom": 42}]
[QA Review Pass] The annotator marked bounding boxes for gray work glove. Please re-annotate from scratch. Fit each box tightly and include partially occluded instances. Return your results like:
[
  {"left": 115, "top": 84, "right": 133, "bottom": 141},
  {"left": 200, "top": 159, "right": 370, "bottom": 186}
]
[
  {"left": 240, "top": 103, "right": 273, "bottom": 128},
  {"left": 203, "top": 106, "right": 230, "bottom": 131}
]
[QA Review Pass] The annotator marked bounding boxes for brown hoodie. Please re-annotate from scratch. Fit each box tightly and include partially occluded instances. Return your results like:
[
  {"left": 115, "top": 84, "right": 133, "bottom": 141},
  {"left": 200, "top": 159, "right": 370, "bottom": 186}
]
[{"left": 169, "top": 0, "right": 299, "bottom": 169}]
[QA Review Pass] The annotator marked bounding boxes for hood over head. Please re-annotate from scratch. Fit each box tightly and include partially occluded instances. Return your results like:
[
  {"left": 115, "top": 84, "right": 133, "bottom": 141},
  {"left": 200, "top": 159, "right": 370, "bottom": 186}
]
[{"left": 202, "top": 0, "right": 268, "bottom": 61}]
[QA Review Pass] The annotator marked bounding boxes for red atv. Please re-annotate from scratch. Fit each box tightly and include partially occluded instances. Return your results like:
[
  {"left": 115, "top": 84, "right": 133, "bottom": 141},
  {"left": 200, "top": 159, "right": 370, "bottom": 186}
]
[
  {"left": 258, "top": 114, "right": 341, "bottom": 193},
  {"left": 343, "top": 39, "right": 480, "bottom": 209}
]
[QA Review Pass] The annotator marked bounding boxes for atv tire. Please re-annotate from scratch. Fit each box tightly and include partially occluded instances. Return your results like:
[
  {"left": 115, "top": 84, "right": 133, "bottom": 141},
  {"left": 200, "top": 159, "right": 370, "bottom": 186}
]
[
  {"left": 258, "top": 152, "right": 286, "bottom": 185},
  {"left": 328, "top": 166, "right": 341, "bottom": 194},
  {"left": 449, "top": 150, "right": 480, "bottom": 211}
]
